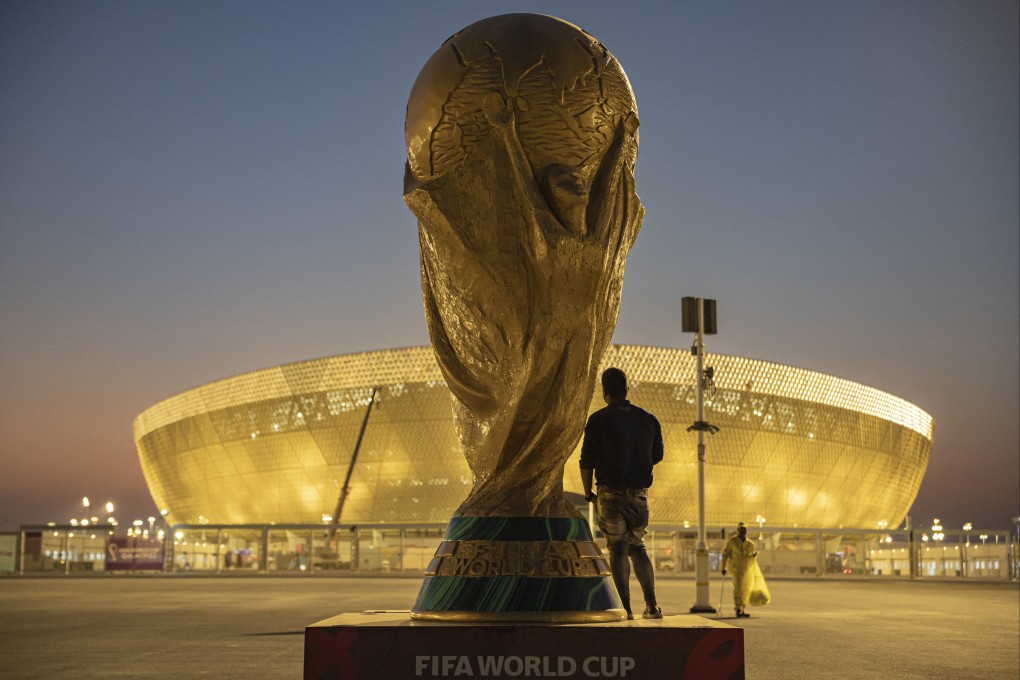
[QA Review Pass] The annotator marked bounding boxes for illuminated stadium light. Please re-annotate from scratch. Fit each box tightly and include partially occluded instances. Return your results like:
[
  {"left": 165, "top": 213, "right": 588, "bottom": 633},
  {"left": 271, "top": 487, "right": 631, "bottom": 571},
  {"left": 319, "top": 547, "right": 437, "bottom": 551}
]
[{"left": 134, "top": 345, "right": 933, "bottom": 529}]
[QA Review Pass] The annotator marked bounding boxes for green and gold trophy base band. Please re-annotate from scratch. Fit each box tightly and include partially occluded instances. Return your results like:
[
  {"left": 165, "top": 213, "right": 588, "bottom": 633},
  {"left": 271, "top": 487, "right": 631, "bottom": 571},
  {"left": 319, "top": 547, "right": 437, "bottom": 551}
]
[{"left": 411, "top": 516, "right": 626, "bottom": 623}]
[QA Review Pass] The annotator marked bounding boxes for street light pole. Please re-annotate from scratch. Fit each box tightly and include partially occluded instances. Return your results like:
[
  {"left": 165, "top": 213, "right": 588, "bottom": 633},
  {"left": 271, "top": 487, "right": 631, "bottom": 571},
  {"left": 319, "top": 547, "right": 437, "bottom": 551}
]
[
  {"left": 962, "top": 522, "right": 973, "bottom": 579},
  {"left": 683, "top": 297, "right": 718, "bottom": 614}
]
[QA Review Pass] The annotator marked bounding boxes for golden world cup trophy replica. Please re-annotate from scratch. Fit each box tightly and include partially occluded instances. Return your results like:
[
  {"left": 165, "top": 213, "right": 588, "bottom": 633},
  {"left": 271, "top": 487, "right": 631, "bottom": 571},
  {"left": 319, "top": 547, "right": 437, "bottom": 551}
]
[{"left": 404, "top": 14, "right": 643, "bottom": 622}]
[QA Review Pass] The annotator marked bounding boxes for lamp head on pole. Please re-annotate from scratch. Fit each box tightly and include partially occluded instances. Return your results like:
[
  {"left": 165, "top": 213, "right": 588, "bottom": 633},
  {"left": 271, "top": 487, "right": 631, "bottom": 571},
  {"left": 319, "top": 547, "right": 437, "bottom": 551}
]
[{"left": 681, "top": 297, "right": 717, "bottom": 335}]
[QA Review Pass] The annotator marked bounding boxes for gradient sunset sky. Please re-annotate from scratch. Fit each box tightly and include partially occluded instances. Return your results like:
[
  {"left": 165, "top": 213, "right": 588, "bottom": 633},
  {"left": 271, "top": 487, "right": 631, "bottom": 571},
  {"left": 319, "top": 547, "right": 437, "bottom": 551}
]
[{"left": 1, "top": 1, "right": 1017, "bottom": 531}]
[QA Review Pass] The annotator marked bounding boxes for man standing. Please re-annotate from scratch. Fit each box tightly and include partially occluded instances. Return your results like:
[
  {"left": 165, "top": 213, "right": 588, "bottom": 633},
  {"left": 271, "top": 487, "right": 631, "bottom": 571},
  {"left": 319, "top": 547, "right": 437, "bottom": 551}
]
[
  {"left": 721, "top": 522, "right": 757, "bottom": 618},
  {"left": 580, "top": 368, "right": 664, "bottom": 620}
]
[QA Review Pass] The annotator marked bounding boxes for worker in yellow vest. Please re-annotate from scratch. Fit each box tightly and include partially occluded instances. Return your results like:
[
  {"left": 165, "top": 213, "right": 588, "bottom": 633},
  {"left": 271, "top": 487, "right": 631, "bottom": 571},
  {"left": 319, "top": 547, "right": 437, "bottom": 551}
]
[{"left": 721, "top": 522, "right": 757, "bottom": 618}]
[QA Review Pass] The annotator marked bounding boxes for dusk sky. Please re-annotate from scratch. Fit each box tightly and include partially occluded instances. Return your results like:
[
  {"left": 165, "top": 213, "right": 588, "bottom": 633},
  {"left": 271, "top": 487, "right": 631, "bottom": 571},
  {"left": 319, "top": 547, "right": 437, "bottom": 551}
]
[{"left": 1, "top": 1, "right": 1016, "bottom": 531}]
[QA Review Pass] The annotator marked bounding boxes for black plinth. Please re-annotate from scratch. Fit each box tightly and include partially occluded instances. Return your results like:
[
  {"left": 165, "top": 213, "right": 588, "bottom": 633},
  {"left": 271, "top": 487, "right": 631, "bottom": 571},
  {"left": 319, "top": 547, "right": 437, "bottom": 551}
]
[{"left": 305, "top": 611, "right": 744, "bottom": 679}]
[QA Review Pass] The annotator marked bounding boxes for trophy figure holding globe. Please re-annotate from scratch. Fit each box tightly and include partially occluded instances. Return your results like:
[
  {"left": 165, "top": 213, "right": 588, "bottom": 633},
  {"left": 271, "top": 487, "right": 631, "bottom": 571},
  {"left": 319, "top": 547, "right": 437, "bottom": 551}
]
[{"left": 403, "top": 13, "right": 644, "bottom": 622}]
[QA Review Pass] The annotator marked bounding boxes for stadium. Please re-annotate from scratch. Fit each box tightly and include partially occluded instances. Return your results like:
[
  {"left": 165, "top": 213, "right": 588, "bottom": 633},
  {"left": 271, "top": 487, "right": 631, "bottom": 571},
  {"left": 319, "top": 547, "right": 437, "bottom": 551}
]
[{"left": 133, "top": 344, "right": 933, "bottom": 531}]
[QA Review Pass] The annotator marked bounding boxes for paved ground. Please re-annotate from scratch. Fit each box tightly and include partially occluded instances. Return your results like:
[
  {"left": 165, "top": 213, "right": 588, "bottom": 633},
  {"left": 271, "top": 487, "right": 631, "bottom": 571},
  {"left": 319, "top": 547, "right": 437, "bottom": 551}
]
[{"left": 0, "top": 574, "right": 1016, "bottom": 679}]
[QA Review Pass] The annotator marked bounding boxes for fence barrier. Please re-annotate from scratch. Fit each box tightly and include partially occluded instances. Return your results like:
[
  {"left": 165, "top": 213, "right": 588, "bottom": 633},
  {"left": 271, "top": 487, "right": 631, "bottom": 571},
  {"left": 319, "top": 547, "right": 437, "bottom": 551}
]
[{"left": 9, "top": 523, "right": 1019, "bottom": 581}]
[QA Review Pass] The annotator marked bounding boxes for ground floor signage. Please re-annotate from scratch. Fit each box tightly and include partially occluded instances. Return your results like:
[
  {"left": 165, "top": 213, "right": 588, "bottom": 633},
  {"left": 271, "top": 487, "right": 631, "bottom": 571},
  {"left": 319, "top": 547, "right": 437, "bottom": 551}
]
[
  {"left": 0, "top": 534, "right": 16, "bottom": 573},
  {"left": 106, "top": 536, "right": 164, "bottom": 571}
]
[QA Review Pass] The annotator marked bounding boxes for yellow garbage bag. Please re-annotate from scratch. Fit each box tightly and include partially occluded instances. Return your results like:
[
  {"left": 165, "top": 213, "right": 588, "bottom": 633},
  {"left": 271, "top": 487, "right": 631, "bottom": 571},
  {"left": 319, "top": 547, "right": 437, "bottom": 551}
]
[{"left": 748, "top": 558, "right": 771, "bottom": 606}]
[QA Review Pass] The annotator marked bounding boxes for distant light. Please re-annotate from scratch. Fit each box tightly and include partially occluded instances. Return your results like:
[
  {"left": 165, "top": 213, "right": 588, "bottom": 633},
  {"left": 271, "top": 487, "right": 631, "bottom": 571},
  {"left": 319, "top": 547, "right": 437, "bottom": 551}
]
[
  {"left": 174, "top": 531, "right": 184, "bottom": 539},
  {"left": 962, "top": 523, "right": 973, "bottom": 532},
  {"left": 105, "top": 502, "right": 114, "bottom": 513},
  {"left": 133, "top": 519, "right": 143, "bottom": 526},
  {"left": 82, "top": 497, "right": 90, "bottom": 508}
]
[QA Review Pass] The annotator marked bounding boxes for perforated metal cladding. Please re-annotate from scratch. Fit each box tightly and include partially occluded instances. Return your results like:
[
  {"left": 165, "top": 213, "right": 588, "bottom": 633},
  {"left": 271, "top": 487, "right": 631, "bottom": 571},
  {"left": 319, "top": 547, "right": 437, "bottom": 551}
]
[{"left": 135, "top": 345, "right": 932, "bottom": 528}]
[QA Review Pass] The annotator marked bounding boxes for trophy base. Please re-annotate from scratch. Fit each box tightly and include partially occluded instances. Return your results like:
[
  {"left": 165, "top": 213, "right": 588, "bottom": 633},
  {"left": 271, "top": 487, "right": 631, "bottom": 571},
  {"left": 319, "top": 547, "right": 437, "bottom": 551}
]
[{"left": 411, "top": 516, "right": 626, "bottom": 623}]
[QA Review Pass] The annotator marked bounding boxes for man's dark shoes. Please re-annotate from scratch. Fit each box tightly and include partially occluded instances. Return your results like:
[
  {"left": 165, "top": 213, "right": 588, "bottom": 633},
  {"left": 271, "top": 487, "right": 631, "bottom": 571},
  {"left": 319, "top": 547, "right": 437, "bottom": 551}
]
[{"left": 642, "top": 605, "right": 663, "bottom": 619}]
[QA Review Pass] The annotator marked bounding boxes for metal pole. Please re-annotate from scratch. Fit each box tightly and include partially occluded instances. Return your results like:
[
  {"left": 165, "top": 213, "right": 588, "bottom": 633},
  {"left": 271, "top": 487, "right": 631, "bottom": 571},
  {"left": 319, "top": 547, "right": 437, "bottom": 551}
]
[
  {"left": 328, "top": 387, "right": 378, "bottom": 539},
  {"left": 260, "top": 527, "right": 269, "bottom": 572},
  {"left": 690, "top": 298, "right": 716, "bottom": 613}
]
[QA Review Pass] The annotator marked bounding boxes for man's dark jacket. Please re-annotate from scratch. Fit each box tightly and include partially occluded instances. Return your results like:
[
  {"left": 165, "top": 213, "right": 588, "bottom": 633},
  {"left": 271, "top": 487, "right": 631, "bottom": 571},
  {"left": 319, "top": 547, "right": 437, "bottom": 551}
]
[{"left": 580, "top": 399, "right": 664, "bottom": 489}]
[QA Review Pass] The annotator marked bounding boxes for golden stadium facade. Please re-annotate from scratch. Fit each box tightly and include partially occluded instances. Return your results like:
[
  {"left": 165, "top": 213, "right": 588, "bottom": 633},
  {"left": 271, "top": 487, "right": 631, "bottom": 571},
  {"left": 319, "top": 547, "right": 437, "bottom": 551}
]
[{"left": 133, "top": 345, "right": 933, "bottom": 530}]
